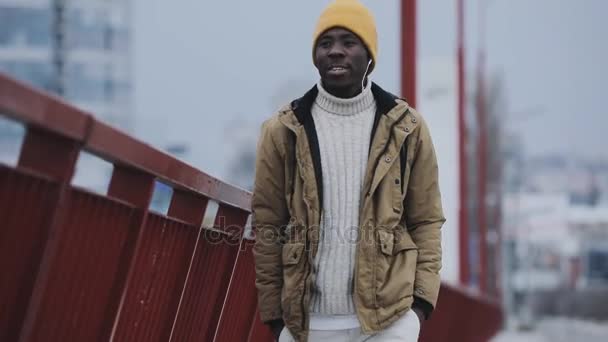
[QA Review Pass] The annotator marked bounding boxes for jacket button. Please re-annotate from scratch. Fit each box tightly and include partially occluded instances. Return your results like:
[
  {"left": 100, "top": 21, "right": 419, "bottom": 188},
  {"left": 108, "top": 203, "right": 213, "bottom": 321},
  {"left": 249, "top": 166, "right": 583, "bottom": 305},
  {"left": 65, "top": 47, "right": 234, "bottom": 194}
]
[
  {"left": 411, "top": 117, "right": 417, "bottom": 123},
  {"left": 385, "top": 156, "right": 392, "bottom": 163},
  {"left": 405, "top": 127, "right": 410, "bottom": 132}
]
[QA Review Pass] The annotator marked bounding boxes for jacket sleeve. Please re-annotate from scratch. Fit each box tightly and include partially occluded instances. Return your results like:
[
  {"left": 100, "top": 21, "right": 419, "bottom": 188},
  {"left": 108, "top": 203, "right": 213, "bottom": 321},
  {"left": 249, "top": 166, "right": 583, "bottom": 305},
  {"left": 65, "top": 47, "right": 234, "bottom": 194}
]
[
  {"left": 252, "top": 120, "right": 289, "bottom": 323},
  {"left": 404, "top": 117, "right": 446, "bottom": 317}
]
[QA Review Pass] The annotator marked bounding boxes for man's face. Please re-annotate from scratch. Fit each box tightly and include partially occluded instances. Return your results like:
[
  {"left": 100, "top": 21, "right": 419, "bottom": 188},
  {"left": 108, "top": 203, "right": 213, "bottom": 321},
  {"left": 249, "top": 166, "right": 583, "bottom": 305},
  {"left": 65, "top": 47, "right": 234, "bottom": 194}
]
[{"left": 314, "top": 27, "right": 370, "bottom": 97}]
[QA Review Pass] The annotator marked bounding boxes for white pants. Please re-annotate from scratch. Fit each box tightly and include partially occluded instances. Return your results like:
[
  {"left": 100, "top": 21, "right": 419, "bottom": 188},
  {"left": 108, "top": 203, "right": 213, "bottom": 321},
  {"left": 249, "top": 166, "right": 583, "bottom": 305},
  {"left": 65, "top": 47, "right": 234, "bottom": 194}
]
[{"left": 279, "top": 309, "right": 421, "bottom": 342}]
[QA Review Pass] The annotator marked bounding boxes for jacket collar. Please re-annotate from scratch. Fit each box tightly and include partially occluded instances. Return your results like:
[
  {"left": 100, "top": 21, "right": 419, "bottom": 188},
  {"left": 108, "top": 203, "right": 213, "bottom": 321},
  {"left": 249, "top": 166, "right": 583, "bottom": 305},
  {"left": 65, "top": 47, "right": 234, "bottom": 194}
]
[{"left": 289, "top": 82, "right": 402, "bottom": 125}]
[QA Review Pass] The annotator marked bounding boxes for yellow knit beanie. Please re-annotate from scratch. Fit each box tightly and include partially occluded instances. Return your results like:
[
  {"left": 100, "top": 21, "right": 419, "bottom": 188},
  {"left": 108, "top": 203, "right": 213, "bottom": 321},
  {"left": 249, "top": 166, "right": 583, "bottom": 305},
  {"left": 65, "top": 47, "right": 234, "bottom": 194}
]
[{"left": 313, "top": 0, "right": 378, "bottom": 69}]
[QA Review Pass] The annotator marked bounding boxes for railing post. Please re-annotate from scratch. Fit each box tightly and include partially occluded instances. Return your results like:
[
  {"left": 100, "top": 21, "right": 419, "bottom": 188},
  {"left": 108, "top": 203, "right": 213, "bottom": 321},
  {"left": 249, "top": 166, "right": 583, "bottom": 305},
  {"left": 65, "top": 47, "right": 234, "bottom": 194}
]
[
  {"left": 16, "top": 127, "right": 83, "bottom": 342},
  {"left": 106, "top": 165, "right": 155, "bottom": 341},
  {"left": 165, "top": 189, "right": 209, "bottom": 341},
  {"left": 168, "top": 190, "right": 209, "bottom": 225}
]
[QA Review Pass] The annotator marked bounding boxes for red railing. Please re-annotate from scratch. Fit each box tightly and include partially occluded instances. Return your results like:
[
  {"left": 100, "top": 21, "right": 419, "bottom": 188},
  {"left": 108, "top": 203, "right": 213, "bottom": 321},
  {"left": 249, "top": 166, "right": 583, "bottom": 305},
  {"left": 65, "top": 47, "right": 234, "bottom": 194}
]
[
  {"left": 0, "top": 72, "right": 502, "bottom": 341},
  {"left": 0, "top": 73, "right": 272, "bottom": 342},
  {"left": 419, "top": 285, "right": 503, "bottom": 341}
]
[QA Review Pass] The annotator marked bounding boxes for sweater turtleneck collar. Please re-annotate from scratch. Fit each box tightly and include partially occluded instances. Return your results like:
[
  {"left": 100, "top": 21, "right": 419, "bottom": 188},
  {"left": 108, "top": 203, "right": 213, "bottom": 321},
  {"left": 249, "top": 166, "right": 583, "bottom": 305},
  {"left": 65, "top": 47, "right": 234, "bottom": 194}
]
[{"left": 315, "top": 80, "right": 375, "bottom": 116}]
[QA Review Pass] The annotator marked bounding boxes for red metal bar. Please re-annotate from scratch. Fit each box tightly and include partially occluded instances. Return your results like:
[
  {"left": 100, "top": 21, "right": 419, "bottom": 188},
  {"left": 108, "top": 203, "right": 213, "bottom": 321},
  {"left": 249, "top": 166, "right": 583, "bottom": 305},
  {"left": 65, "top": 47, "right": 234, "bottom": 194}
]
[
  {"left": 477, "top": 0, "right": 488, "bottom": 295},
  {"left": 17, "top": 128, "right": 84, "bottom": 181},
  {"left": 0, "top": 166, "right": 58, "bottom": 341},
  {"left": 86, "top": 120, "right": 251, "bottom": 211},
  {"left": 0, "top": 71, "right": 251, "bottom": 226},
  {"left": 168, "top": 190, "right": 209, "bottom": 226},
  {"left": 165, "top": 191, "right": 210, "bottom": 341},
  {"left": 105, "top": 166, "right": 156, "bottom": 340},
  {"left": 401, "top": 0, "right": 417, "bottom": 106},
  {"left": 477, "top": 50, "right": 488, "bottom": 294},
  {"left": 0, "top": 73, "right": 91, "bottom": 141},
  {"left": 16, "top": 128, "right": 82, "bottom": 342},
  {"left": 168, "top": 204, "right": 249, "bottom": 341},
  {"left": 494, "top": 148, "right": 504, "bottom": 300},
  {"left": 215, "top": 239, "right": 259, "bottom": 342},
  {"left": 457, "top": 0, "right": 470, "bottom": 287}
]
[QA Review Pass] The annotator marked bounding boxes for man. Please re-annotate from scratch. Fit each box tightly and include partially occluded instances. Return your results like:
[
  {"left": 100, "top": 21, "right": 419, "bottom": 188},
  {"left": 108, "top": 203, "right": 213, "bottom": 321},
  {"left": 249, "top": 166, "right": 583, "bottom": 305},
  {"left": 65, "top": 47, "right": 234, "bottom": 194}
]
[{"left": 252, "top": 0, "right": 445, "bottom": 341}]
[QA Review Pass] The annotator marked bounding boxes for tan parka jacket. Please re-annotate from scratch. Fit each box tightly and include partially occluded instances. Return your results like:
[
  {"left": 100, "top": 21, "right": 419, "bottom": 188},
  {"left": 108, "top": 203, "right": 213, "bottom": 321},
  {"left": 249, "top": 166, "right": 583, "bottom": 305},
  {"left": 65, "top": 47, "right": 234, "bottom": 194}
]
[{"left": 252, "top": 84, "right": 445, "bottom": 341}]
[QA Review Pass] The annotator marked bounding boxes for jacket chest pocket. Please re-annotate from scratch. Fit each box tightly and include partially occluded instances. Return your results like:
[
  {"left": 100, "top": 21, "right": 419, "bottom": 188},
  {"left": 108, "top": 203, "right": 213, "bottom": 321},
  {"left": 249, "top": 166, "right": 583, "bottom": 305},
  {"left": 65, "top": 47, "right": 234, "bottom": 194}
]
[
  {"left": 282, "top": 242, "right": 305, "bottom": 266},
  {"left": 374, "top": 229, "right": 418, "bottom": 307}
]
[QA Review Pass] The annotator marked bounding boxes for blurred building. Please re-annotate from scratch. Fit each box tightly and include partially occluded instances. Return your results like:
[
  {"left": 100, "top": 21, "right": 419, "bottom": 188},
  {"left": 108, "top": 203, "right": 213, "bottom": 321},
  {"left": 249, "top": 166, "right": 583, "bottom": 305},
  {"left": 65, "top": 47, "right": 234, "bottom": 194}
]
[
  {"left": 0, "top": 0, "right": 132, "bottom": 126},
  {"left": 502, "top": 155, "right": 608, "bottom": 322},
  {"left": 569, "top": 205, "right": 608, "bottom": 289},
  {"left": 0, "top": 0, "right": 132, "bottom": 191}
]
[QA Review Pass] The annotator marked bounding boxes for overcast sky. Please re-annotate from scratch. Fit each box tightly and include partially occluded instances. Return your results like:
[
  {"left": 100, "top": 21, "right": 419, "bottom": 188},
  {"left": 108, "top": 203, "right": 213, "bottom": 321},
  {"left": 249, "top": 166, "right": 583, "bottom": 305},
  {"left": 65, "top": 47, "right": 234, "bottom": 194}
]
[
  {"left": 482, "top": 0, "right": 607, "bottom": 160},
  {"left": 132, "top": 0, "right": 608, "bottom": 181}
]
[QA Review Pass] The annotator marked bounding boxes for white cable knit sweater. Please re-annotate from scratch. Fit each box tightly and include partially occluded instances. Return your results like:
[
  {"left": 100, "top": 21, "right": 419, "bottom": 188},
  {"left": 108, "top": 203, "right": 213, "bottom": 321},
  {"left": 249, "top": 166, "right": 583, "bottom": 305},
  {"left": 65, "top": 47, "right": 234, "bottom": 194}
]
[{"left": 309, "top": 81, "right": 376, "bottom": 330}]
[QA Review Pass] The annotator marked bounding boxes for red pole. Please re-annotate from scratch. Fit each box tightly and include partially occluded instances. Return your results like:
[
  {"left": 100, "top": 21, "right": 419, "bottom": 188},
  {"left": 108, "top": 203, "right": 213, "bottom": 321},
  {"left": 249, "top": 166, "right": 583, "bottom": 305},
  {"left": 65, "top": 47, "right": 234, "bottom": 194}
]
[
  {"left": 477, "top": 58, "right": 488, "bottom": 294},
  {"left": 401, "top": 0, "right": 417, "bottom": 107},
  {"left": 477, "top": 0, "right": 488, "bottom": 295},
  {"left": 457, "top": 0, "right": 469, "bottom": 286}
]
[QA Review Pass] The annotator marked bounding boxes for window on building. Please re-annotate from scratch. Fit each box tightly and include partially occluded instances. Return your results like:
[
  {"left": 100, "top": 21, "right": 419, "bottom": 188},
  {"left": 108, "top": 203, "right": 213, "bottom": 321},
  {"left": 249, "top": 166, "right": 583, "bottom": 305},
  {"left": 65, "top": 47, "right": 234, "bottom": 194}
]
[
  {"left": 588, "top": 249, "right": 608, "bottom": 282},
  {"left": 0, "top": 6, "right": 52, "bottom": 46}
]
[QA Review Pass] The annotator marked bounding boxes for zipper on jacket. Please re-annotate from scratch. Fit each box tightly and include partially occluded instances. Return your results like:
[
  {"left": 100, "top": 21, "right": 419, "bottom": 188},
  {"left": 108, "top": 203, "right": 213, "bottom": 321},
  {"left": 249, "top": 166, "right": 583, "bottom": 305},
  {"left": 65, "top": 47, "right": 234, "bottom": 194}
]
[
  {"left": 353, "top": 109, "right": 409, "bottom": 329},
  {"left": 280, "top": 116, "right": 317, "bottom": 334}
]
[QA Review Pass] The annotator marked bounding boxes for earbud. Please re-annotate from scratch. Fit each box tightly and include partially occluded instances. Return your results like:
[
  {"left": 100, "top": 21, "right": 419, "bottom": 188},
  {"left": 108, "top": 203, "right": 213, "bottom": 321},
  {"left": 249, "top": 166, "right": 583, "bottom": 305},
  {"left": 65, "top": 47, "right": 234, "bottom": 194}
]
[{"left": 361, "top": 59, "right": 373, "bottom": 92}]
